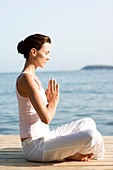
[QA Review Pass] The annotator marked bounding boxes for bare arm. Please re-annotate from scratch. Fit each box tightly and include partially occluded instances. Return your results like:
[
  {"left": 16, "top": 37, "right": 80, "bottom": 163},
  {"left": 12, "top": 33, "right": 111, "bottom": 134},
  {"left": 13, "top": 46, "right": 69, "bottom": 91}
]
[{"left": 17, "top": 74, "right": 60, "bottom": 124}]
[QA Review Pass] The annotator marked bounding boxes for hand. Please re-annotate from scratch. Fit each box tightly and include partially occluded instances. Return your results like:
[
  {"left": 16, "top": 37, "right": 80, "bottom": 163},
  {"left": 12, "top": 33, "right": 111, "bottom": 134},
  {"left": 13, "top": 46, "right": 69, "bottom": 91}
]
[{"left": 45, "top": 79, "right": 60, "bottom": 105}]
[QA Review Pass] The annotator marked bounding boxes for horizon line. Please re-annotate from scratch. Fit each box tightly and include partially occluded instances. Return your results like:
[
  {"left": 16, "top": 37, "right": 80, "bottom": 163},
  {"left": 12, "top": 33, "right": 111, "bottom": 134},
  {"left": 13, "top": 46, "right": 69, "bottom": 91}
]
[{"left": 0, "top": 64, "right": 113, "bottom": 74}]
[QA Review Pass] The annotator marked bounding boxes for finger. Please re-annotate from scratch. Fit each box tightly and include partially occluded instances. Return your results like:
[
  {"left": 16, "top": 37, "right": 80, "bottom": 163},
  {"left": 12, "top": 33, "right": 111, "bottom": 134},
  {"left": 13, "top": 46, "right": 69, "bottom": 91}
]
[
  {"left": 45, "top": 89, "right": 48, "bottom": 96},
  {"left": 51, "top": 79, "right": 53, "bottom": 92},
  {"left": 53, "top": 79, "right": 56, "bottom": 91},
  {"left": 56, "top": 83, "right": 59, "bottom": 93},
  {"left": 49, "top": 79, "right": 53, "bottom": 92},
  {"left": 48, "top": 79, "right": 51, "bottom": 92},
  {"left": 51, "top": 78, "right": 55, "bottom": 92}
]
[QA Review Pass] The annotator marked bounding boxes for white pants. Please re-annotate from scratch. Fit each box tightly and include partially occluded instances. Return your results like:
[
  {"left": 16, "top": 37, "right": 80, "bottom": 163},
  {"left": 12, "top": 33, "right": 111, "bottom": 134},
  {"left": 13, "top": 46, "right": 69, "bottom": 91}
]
[{"left": 22, "top": 118, "right": 105, "bottom": 162}]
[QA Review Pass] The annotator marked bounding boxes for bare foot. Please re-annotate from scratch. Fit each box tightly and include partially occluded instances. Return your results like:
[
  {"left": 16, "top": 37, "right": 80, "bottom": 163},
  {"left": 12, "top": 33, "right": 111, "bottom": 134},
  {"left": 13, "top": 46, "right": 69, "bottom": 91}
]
[
  {"left": 65, "top": 152, "right": 94, "bottom": 161},
  {"left": 87, "top": 153, "right": 94, "bottom": 160}
]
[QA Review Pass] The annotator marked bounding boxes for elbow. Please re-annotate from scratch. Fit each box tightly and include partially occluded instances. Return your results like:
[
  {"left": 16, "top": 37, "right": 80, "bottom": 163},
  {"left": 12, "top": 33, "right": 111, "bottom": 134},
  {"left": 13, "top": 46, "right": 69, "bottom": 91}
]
[
  {"left": 41, "top": 116, "right": 51, "bottom": 124},
  {"left": 43, "top": 120, "right": 51, "bottom": 124}
]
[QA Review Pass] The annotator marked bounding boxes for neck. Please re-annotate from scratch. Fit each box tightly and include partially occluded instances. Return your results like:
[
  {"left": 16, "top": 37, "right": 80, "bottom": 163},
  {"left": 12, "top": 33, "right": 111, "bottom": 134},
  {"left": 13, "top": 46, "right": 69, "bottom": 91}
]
[{"left": 22, "top": 60, "right": 37, "bottom": 75}]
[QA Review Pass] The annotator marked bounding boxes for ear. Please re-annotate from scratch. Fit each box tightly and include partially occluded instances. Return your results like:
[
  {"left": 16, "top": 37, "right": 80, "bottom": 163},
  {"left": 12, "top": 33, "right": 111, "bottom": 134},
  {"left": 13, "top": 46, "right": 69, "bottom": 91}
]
[{"left": 30, "top": 48, "right": 37, "bottom": 57}]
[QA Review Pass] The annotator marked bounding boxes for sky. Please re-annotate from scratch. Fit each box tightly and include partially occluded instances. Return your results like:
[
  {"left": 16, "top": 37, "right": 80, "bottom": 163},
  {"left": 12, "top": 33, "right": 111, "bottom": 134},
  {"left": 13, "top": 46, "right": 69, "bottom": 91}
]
[{"left": 0, "top": 0, "right": 113, "bottom": 72}]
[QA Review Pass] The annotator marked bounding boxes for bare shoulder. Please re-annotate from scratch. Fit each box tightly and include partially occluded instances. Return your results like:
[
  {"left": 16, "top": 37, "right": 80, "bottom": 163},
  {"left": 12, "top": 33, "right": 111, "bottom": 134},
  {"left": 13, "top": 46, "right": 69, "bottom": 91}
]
[
  {"left": 17, "top": 73, "right": 40, "bottom": 97},
  {"left": 18, "top": 73, "right": 33, "bottom": 86}
]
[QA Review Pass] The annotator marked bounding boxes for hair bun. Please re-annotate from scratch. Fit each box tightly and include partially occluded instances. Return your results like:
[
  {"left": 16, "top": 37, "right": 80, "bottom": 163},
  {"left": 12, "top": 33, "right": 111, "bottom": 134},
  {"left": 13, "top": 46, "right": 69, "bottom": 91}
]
[{"left": 17, "top": 40, "right": 25, "bottom": 54}]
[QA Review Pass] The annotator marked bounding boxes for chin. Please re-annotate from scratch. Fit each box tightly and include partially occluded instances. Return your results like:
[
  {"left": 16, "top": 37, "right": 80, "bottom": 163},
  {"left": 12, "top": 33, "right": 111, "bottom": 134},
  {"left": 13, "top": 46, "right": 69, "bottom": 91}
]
[
  {"left": 39, "top": 63, "right": 46, "bottom": 68},
  {"left": 40, "top": 65, "right": 45, "bottom": 68}
]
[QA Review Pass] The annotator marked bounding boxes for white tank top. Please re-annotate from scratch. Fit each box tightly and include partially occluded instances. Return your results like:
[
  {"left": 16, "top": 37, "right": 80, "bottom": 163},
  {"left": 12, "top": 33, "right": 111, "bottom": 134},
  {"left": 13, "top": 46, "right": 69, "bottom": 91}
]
[{"left": 16, "top": 72, "right": 50, "bottom": 139}]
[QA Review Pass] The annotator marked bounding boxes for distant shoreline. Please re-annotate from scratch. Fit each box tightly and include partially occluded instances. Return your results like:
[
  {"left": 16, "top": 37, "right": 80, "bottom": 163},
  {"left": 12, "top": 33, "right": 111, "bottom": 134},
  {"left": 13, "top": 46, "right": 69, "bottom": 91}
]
[{"left": 81, "top": 65, "right": 113, "bottom": 70}]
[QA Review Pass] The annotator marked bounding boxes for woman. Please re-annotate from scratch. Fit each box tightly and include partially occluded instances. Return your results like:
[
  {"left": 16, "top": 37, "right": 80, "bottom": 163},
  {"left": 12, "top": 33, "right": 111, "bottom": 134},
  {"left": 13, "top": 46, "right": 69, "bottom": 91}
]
[{"left": 16, "top": 33, "right": 105, "bottom": 162}]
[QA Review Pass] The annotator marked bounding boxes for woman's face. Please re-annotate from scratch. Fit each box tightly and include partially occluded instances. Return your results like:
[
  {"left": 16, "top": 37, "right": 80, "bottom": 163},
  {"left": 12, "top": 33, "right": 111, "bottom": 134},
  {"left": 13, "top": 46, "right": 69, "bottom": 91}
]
[{"left": 35, "top": 42, "right": 51, "bottom": 68}]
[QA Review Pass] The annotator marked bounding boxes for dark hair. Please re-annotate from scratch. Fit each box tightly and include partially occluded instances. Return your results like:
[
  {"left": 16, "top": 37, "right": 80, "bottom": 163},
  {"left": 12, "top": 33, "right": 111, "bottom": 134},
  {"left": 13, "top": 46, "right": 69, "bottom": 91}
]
[{"left": 17, "top": 33, "right": 51, "bottom": 59}]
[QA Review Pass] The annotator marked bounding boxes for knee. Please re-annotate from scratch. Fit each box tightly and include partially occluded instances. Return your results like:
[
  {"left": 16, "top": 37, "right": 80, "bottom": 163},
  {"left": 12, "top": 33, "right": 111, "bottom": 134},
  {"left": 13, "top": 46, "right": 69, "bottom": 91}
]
[
  {"left": 82, "top": 117, "right": 97, "bottom": 130},
  {"left": 86, "top": 129, "right": 103, "bottom": 144},
  {"left": 85, "top": 117, "right": 96, "bottom": 125}
]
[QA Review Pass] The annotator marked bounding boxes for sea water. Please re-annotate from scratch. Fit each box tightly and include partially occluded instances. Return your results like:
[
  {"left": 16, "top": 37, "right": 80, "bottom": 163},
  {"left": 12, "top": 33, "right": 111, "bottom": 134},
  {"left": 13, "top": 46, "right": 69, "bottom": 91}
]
[{"left": 0, "top": 70, "right": 113, "bottom": 135}]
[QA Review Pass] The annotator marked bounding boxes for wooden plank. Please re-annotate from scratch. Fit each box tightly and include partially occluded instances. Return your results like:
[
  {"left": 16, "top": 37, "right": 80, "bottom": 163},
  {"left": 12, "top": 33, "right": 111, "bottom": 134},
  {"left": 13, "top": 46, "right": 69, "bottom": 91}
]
[
  {"left": 0, "top": 135, "right": 113, "bottom": 170},
  {"left": 0, "top": 166, "right": 113, "bottom": 170},
  {"left": 0, "top": 167, "right": 113, "bottom": 170}
]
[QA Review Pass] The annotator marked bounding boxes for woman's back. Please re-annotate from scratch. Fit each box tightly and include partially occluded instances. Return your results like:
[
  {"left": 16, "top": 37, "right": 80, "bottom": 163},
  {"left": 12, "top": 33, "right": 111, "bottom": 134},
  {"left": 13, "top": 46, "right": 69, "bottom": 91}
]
[{"left": 16, "top": 72, "right": 50, "bottom": 139}]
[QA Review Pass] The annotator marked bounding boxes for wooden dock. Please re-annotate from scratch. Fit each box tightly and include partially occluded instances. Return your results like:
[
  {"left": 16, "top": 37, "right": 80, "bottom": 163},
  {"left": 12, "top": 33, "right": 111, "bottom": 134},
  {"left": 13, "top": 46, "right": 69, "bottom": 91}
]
[{"left": 0, "top": 135, "right": 113, "bottom": 170}]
